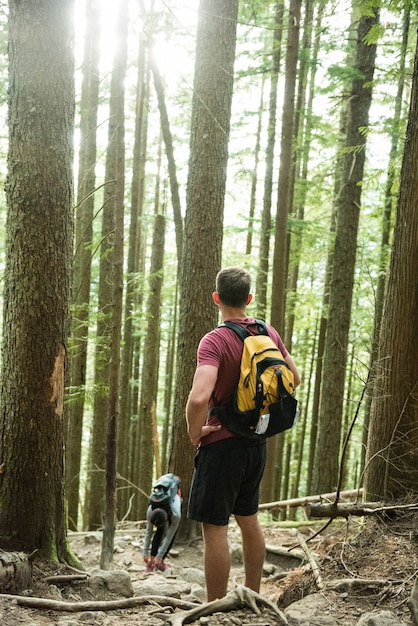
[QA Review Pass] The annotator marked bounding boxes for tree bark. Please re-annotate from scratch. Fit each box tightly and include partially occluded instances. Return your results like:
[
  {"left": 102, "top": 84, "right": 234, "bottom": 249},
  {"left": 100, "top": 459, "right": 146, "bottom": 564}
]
[
  {"left": 170, "top": 0, "right": 239, "bottom": 539},
  {"left": 0, "top": 0, "right": 75, "bottom": 563},
  {"left": 365, "top": 32, "right": 418, "bottom": 501},
  {"left": 137, "top": 214, "right": 166, "bottom": 520},
  {"left": 117, "top": 38, "right": 147, "bottom": 518},
  {"left": 85, "top": 2, "right": 127, "bottom": 532},
  {"left": 313, "top": 7, "right": 379, "bottom": 494},
  {"left": 100, "top": 0, "right": 128, "bottom": 568},
  {"left": 67, "top": 0, "right": 101, "bottom": 532},
  {"left": 361, "top": 5, "right": 410, "bottom": 475},
  {"left": 255, "top": 0, "right": 284, "bottom": 322}
]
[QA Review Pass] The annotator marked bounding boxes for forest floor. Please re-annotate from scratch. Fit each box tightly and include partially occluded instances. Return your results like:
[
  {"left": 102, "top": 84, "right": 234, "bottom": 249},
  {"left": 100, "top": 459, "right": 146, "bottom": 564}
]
[{"left": 1, "top": 510, "right": 418, "bottom": 625}]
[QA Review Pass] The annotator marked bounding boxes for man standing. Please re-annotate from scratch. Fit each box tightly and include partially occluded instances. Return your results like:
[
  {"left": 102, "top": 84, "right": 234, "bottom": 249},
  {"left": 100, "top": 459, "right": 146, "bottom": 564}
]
[{"left": 186, "top": 266, "right": 300, "bottom": 601}]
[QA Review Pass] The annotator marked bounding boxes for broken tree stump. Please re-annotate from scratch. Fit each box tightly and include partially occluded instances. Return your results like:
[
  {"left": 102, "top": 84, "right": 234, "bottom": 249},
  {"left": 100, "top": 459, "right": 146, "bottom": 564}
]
[{"left": 0, "top": 550, "right": 33, "bottom": 593}]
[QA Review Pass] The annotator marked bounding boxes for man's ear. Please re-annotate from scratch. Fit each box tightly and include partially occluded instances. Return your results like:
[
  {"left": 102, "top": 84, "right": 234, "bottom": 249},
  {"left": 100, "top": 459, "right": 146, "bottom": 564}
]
[
  {"left": 212, "top": 292, "right": 220, "bottom": 305},
  {"left": 246, "top": 294, "right": 253, "bottom": 305}
]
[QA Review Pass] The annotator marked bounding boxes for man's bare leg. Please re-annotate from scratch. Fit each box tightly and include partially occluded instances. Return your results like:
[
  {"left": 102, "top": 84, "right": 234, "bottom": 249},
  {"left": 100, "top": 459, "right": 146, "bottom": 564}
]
[
  {"left": 235, "top": 513, "right": 265, "bottom": 592},
  {"left": 202, "top": 522, "right": 230, "bottom": 601}
]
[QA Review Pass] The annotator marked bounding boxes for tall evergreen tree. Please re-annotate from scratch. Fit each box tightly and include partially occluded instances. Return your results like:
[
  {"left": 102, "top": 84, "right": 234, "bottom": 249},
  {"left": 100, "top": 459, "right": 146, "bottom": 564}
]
[
  {"left": 365, "top": 33, "right": 418, "bottom": 500},
  {"left": 0, "top": 0, "right": 76, "bottom": 562},
  {"left": 313, "top": 7, "right": 379, "bottom": 494},
  {"left": 169, "top": 0, "right": 239, "bottom": 537},
  {"left": 85, "top": 1, "right": 127, "bottom": 531},
  {"left": 67, "top": 0, "right": 101, "bottom": 532}
]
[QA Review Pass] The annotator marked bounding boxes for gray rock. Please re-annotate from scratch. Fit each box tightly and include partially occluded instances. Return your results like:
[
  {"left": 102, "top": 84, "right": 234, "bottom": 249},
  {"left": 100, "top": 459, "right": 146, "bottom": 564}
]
[
  {"left": 132, "top": 576, "right": 192, "bottom": 598},
  {"left": 88, "top": 568, "right": 133, "bottom": 597},
  {"left": 285, "top": 593, "right": 340, "bottom": 625},
  {"left": 78, "top": 611, "right": 108, "bottom": 624},
  {"left": 180, "top": 566, "right": 206, "bottom": 587},
  {"left": 83, "top": 532, "right": 102, "bottom": 545},
  {"left": 356, "top": 610, "right": 407, "bottom": 625}
]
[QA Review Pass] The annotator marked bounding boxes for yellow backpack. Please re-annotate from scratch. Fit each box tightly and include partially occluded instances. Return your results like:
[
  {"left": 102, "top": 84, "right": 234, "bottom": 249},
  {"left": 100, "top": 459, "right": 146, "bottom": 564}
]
[{"left": 214, "top": 320, "right": 298, "bottom": 438}]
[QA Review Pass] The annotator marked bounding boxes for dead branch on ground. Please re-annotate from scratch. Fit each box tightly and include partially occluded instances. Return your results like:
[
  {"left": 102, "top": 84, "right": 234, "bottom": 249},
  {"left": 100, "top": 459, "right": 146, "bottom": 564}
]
[
  {"left": 258, "top": 488, "right": 363, "bottom": 512},
  {"left": 308, "top": 501, "right": 418, "bottom": 519},
  {"left": 0, "top": 593, "right": 199, "bottom": 613},
  {"left": 296, "top": 531, "right": 323, "bottom": 590}
]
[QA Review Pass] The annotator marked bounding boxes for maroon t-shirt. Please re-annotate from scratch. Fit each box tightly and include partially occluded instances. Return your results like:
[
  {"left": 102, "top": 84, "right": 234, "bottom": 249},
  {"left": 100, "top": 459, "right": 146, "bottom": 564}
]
[{"left": 196, "top": 317, "right": 288, "bottom": 446}]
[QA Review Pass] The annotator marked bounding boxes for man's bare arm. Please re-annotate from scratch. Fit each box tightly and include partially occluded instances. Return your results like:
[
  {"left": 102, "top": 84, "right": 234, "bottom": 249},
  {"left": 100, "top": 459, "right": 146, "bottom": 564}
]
[
  {"left": 285, "top": 353, "right": 301, "bottom": 388},
  {"left": 186, "top": 364, "right": 221, "bottom": 446}
]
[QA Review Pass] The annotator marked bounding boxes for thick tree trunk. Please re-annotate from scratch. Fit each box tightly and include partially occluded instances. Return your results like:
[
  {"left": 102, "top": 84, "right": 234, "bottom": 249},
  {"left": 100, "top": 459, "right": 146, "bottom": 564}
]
[
  {"left": 361, "top": 5, "right": 410, "bottom": 475},
  {"left": 0, "top": 0, "right": 75, "bottom": 563},
  {"left": 365, "top": 34, "right": 418, "bottom": 501},
  {"left": 170, "top": 0, "right": 239, "bottom": 539},
  {"left": 313, "top": 8, "right": 379, "bottom": 494}
]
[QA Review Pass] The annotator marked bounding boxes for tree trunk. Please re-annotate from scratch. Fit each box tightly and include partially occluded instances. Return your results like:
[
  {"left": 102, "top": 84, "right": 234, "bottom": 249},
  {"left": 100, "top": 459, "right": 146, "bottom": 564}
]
[
  {"left": 255, "top": 0, "right": 284, "bottom": 322},
  {"left": 117, "top": 38, "right": 147, "bottom": 519},
  {"left": 99, "top": 0, "right": 127, "bottom": 568},
  {"left": 257, "top": 1, "right": 284, "bottom": 504},
  {"left": 313, "top": 7, "right": 379, "bottom": 494},
  {"left": 361, "top": 5, "right": 410, "bottom": 475},
  {"left": 170, "top": 0, "right": 239, "bottom": 539},
  {"left": 365, "top": 33, "right": 418, "bottom": 501},
  {"left": 270, "top": 0, "right": 301, "bottom": 333},
  {"left": 66, "top": 0, "right": 101, "bottom": 532},
  {"left": 150, "top": 50, "right": 184, "bottom": 262},
  {"left": 137, "top": 214, "right": 166, "bottom": 520},
  {"left": 246, "top": 78, "right": 264, "bottom": 256},
  {"left": 264, "top": 0, "right": 301, "bottom": 506},
  {"left": 0, "top": 0, "right": 76, "bottom": 563},
  {"left": 86, "top": 1, "right": 127, "bottom": 532}
]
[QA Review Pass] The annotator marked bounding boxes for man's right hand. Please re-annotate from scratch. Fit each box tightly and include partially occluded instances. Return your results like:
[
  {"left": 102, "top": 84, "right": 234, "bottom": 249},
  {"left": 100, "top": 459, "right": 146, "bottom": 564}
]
[{"left": 190, "top": 423, "right": 222, "bottom": 447}]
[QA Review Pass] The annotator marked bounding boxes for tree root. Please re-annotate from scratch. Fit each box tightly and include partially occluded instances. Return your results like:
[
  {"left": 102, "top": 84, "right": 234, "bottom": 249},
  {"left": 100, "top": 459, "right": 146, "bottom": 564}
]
[
  {"left": 0, "top": 593, "right": 199, "bottom": 613},
  {"left": 164, "top": 584, "right": 289, "bottom": 626}
]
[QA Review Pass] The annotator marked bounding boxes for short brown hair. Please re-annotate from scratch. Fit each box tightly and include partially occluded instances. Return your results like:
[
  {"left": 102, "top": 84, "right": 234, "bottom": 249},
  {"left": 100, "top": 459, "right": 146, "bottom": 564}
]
[{"left": 216, "top": 266, "right": 251, "bottom": 307}]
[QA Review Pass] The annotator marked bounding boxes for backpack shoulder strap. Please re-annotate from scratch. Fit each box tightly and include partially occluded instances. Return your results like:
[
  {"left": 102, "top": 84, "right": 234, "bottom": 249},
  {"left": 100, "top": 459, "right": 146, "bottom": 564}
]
[
  {"left": 221, "top": 319, "right": 271, "bottom": 340},
  {"left": 221, "top": 320, "right": 249, "bottom": 341},
  {"left": 254, "top": 319, "right": 269, "bottom": 336}
]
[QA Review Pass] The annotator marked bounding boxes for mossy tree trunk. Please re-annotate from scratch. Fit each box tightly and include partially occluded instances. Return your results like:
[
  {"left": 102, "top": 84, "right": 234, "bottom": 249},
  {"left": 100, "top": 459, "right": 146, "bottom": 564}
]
[{"left": 0, "top": 0, "right": 76, "bottom": 563}]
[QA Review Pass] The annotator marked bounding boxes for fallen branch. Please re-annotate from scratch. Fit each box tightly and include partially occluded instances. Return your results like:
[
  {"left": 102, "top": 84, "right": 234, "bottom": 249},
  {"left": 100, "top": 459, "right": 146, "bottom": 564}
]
[
  {"left": 307, "top": 501, "right": 418, "bottom": 519},
  {"left": 164, "top": 585, "right": 289, "bottom": 626},
  {"left": 296, "top": 531, "right": 323, "bottom": 590},
  {"left": 258, "top": 489, "right": 363, "bottom": 511},
  {"left": 265, "top": 544, "right": 304, "bottom": 562},
  {"left": 324, "top": 578, "right": 389, "bottom": 592},
  {"left": 43, "top": 574, "right": 89, "bottom": 585},
  {"left": 0, "top": 593, "right": 199, "bottom": 613}
]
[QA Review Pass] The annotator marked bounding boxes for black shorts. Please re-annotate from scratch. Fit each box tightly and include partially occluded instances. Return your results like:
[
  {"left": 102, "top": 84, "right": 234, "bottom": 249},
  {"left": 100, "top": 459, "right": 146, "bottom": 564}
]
[{"left": 187, "top": 437, "right": 267, "bottom": 525}]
